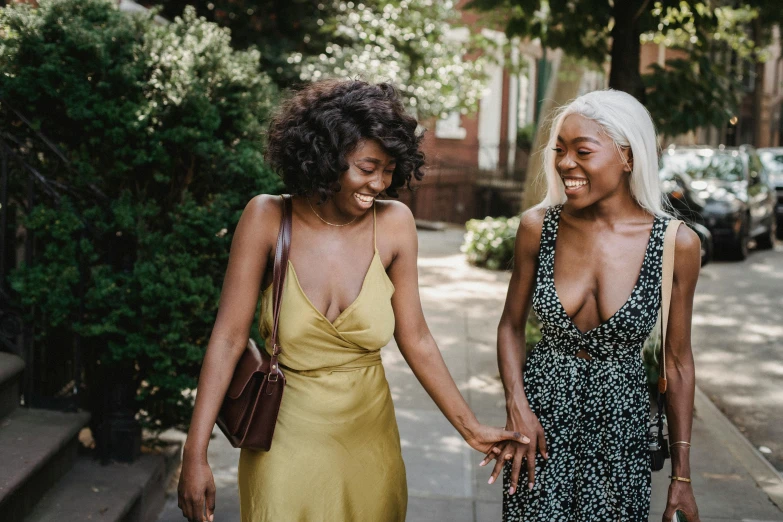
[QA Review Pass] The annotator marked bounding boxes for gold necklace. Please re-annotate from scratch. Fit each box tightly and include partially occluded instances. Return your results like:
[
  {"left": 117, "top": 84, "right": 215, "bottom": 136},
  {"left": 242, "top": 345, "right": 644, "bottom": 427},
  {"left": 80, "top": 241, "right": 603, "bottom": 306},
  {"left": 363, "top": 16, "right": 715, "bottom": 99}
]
[{"left": 307, "top": 197, "right": 359, "bottom": 227}]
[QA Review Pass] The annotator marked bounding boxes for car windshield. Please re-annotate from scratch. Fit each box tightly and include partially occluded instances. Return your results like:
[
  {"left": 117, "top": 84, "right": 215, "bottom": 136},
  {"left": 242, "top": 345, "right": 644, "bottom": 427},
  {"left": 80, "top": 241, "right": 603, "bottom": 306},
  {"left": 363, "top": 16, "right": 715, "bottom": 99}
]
[
  {"left": 660, "top": 150, "right": 744, "bottom": 182},
  {"left": 759, "top": 151, "right": 783, "bottom": 174}
]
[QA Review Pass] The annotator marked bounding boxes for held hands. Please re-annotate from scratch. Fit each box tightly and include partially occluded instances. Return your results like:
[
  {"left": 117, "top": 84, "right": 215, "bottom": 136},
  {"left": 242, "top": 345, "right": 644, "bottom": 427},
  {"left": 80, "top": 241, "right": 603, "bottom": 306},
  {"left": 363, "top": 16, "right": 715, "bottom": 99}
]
[
  {"left": 480, "top": 405, "right": 547, "bottom": 495},
  {"left": 178, "top": 455, "right": 216, "bottom": 522},
  {"left": 461, "top": 421, "right": 531, "bottom": 456},
  {"left": 663, "top": 481, "right": 700, "bottom": 522}
]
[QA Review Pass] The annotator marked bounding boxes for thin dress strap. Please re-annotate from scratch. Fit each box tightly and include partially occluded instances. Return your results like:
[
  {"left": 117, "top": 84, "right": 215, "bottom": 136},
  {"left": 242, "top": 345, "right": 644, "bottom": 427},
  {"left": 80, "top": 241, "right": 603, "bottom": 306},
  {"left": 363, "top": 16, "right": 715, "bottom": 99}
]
[
  {"left": 532, "top": 205, "right": 561, "bottom": 287},
  {"left": 540, "top": 205, "right": 562, "bottom": 258},
  {"left": 372, "top": 201, "right": 378, "bottom": 252}
]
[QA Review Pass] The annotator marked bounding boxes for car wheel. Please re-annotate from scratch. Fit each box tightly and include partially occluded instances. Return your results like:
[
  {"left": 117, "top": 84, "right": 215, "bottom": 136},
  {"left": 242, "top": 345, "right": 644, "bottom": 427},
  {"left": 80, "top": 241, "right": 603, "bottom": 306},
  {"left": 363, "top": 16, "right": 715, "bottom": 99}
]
[
  {"left": 777, "top": 218, "right": 783, "bottom": 240},
  {"left": 726, "top": 215, "right": 749, "bottom": 261},
  {"left": 756, "top": 219, "right": 776, "bottom": 250}
]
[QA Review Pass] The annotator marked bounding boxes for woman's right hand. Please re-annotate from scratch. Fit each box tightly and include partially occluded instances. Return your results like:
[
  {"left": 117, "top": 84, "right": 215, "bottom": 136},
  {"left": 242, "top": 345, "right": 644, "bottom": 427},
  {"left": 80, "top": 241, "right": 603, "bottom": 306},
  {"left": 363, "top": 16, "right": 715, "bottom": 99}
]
[
  {"left": 178, "top": 455, "right": 216, "bottom": 522},
  {"left": 481, "top": 405, "right": 547, "bottom": 495}
]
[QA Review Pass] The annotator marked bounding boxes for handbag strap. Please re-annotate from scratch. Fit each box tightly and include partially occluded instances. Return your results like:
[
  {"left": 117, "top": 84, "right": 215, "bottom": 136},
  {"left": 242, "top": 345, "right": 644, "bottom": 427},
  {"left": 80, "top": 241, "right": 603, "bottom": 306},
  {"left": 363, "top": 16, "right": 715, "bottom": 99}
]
[
  {"left": 658, "top": 219, "right": 682, "bottom": 394},
  {"left": 269, "top": 195, "right": 292, "bottom": 379}
]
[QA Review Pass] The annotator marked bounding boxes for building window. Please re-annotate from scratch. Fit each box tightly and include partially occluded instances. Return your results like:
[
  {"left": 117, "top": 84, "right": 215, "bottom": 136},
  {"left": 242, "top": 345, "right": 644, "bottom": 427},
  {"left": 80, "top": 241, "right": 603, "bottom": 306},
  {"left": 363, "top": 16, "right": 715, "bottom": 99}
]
[{"left": 435, "top": 112, "right": 467, "bottom": 140}]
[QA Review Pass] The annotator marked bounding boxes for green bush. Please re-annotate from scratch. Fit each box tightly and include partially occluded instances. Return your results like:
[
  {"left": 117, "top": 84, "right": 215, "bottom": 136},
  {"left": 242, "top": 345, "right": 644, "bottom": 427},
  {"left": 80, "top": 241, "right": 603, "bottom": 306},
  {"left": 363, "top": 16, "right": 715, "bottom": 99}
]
[
  {"left": 462, "top": 215, "right": 541, "bottom": 348},
  {"left": 1, "top": 0, "right": 280, "bottom": 432},
  {"left": 462, "top": 215, "right": 520, "bottom": 270}
]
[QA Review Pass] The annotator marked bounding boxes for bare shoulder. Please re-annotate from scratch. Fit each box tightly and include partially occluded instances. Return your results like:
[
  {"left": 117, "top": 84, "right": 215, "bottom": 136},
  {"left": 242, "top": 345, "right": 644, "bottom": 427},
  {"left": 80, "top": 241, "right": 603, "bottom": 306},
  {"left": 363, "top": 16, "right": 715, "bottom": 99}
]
[
  {"left": 236, "top": 194, "right": 284, "bottom": 246},
  {"left": 516, "top": 206, "right": 547, "bottom": 255},
  {"left": 519, "top": 206, "right": 546, "bottom": 233},
  {"left": 673, "top": 222, "right": 701, "bottom": 282},
  {"left": 246, "top": 193, "right": 283, "bottom": 219},
  {"left": 375, "top": 199, "right": 416, "bottom": 241},
  {"left": 244, "top": 194, "right": 284, "bottom": 226},
  {"left": 375, "top": 200, "right": 416, "bottom": 262},
  {"left": 674, "top": 222, "right": 701, "bottom": 260},
  {"left": 376, "top": 199, "right": 414, "bottom": 226}
]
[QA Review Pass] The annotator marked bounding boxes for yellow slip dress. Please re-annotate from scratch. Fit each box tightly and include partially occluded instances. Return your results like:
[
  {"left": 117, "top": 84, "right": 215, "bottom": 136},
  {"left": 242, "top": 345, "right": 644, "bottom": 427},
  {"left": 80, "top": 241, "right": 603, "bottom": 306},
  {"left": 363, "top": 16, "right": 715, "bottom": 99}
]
[{"left": 238, "top": 203, "right": 407, "bottom": 521}]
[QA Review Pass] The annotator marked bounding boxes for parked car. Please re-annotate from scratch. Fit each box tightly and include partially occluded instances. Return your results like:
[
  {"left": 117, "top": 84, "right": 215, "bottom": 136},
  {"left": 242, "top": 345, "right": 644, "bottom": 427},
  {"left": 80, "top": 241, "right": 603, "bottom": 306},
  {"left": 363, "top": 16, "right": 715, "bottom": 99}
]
[
  {"left": 757, "top": 147, "right": 783, "bottom": 239},
  {"left": 659, "top": 145, "right": 776, "bottom": 260},
  {"left": 659, "top": 163, "right": 713, "bottom": 266}
]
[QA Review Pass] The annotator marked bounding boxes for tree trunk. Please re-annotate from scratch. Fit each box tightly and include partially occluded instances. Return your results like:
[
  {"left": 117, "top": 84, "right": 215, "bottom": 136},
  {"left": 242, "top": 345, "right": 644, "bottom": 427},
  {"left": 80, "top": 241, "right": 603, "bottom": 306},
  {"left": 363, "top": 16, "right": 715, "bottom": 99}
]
[{"left": 608, "top": 0, "right": 647, "bottom": 103}]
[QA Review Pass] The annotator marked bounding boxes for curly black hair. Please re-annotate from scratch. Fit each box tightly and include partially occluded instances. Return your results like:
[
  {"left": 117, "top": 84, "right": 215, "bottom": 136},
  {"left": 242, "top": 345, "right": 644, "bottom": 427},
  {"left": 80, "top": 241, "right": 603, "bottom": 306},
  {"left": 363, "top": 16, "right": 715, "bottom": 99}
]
[{"left": 264, "top": 79, "right": 425, "bottom": 199}]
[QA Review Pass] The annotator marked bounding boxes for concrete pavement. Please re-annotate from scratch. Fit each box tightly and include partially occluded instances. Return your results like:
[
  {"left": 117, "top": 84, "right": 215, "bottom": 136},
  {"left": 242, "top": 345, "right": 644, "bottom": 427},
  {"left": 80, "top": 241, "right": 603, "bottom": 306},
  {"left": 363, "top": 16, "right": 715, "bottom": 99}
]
[
  {"left": 158, "top": 226, "right": 783, "bottom": 522},
  {"left": 688, "top": 244, "right": 783, "bottom": 473}
]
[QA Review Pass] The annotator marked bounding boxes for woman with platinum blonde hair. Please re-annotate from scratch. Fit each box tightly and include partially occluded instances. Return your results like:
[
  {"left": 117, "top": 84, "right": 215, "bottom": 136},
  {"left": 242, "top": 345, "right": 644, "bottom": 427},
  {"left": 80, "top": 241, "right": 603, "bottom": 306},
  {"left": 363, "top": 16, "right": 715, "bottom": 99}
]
[{"left": 482, "top": 90, "right": 701, "bottom": 521}]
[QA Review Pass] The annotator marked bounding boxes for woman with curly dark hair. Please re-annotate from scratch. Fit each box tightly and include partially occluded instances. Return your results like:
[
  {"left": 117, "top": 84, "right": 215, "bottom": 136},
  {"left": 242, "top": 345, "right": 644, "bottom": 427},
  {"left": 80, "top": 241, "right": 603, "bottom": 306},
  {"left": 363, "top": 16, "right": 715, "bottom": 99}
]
[{"left": 176, "top": 79, "right": 528, "bottom": 522}]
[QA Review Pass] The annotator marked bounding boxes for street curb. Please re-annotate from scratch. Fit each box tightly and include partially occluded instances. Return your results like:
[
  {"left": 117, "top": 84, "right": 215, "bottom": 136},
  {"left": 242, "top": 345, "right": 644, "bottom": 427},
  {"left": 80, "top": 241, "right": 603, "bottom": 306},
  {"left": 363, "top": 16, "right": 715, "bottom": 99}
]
[{"left": 694, "top": 386, "right": 783, "bottom": 511}]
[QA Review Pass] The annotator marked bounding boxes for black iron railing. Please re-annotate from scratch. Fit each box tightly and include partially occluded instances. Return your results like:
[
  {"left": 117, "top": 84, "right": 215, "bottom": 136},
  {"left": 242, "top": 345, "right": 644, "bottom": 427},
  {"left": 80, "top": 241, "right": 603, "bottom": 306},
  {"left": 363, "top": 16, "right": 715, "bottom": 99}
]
[
  {"left": 0, "top": 111, "right": 84, "bottom": 412},
  {"left": 1, "top": 102, "right": 142, "bottom": 461}
]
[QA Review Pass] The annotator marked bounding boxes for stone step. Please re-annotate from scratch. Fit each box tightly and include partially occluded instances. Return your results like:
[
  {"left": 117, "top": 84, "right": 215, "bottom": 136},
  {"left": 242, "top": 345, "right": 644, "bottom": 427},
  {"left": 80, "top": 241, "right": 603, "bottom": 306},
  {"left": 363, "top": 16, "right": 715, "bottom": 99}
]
[
  {"left": 0, "top": 352, "right": 25, "bottom": 420},
  {"left": 25, "top": 447, "right": 180, "bottom": 522},
  {"left": 0, "top": 408, "right": 90, "bottom": 521}
]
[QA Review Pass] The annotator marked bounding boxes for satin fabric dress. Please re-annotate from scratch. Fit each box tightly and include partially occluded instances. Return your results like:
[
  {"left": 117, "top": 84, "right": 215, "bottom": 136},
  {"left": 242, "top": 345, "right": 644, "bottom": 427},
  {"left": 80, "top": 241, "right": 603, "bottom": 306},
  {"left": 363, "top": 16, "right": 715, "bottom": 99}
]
[{"left": 238, "top": 207, "right": 407, "bottom": 521}]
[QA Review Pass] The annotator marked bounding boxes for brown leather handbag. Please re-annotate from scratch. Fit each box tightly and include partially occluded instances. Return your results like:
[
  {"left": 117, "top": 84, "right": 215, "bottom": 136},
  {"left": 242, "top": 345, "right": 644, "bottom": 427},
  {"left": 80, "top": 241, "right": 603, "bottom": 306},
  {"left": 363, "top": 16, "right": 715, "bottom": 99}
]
[{"left": 216, "top": 195, "right": 292, "bottom": 451}]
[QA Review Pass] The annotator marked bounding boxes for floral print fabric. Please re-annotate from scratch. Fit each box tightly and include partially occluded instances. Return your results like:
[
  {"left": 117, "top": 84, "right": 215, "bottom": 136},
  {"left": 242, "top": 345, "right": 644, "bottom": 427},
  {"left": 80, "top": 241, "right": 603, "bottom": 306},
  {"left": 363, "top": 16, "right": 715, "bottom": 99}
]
[{"left": 503, "top": 205, "right": 666, "bottom": 521}]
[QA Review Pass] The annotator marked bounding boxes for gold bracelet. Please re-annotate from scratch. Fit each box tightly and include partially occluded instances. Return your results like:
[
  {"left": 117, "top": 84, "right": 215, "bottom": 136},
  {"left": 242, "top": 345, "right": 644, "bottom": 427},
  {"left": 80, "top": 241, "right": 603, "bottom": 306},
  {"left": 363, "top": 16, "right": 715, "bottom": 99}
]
[
  {"left": 670, "top": 475, "right": 692, "bottom": 483},
  {"left": 669, "top": 441, "right": 691, "bottom": 447}
]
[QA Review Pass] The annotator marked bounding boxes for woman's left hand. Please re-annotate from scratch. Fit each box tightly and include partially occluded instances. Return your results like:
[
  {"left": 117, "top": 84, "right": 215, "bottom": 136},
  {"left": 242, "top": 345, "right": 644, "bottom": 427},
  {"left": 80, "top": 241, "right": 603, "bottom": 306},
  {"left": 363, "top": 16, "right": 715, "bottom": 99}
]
[
  {"left": 462, "top": 422, "right": 530, "bottom": 455},
  {"left": 662, "top": 481, "right": 700, "bottom": 522}
]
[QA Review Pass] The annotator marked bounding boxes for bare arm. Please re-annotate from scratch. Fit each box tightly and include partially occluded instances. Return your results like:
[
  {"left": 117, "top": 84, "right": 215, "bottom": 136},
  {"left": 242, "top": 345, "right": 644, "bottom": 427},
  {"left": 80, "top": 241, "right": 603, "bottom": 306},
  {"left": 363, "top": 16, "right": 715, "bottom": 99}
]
[
  {"left": 385, "top": 202, "right": 527, "bottom": 453},
  {"left": 662, "top": 224, "right": 701, "bottom": 521},
  {"left": 497, "top": 208, "right": 544, "bottom": 415},
  {"left": 178, "top": 195, "right": 280, "bottom": 522},
  {"left": 485, "top": 208, "right": 548, "bottom": 494}
]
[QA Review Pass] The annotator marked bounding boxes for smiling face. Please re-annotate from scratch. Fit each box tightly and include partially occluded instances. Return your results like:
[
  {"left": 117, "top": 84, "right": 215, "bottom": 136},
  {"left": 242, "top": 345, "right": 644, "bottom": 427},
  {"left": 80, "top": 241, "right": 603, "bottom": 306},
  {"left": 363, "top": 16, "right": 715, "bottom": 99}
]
[
  {"left": 554, "top": 114, "right": 633, "bottom": 208},
  {"left": 332, "top": 139, "right": 395, "bottom": 216}
]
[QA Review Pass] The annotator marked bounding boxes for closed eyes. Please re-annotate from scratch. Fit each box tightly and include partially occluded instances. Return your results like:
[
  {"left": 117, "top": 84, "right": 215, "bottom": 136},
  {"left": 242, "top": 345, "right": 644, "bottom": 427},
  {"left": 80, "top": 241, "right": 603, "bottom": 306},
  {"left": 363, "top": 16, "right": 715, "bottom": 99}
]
[{"left": 360, "top": 168, "right": 394, "bottom": 175}]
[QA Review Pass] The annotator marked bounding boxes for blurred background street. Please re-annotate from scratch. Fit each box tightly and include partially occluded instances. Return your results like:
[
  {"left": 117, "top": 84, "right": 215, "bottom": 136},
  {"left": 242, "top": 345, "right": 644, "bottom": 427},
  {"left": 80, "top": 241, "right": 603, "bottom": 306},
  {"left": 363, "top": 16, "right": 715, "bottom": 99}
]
[{"left": 1, "top": 0, "right": 783, "bottom": 520}]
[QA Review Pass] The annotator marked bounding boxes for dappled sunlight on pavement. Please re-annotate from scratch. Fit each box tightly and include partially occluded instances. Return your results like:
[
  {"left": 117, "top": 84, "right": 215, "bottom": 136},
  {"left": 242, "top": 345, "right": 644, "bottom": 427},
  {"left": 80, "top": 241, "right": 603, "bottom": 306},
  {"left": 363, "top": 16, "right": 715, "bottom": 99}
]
[{"left": 691, "top": 245, "right": 783, "bottom": 473}]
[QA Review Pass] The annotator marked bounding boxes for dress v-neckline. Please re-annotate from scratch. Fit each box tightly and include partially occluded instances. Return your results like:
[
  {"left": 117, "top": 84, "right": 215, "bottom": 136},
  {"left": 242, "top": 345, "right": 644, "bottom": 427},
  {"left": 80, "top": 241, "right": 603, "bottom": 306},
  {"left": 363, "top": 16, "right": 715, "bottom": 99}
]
[
  {"left": 551, "top": 209, "right": 658, "bottom": 337},
  {"left": 288, "top": 250, "right": 381, "bottom": 328}
]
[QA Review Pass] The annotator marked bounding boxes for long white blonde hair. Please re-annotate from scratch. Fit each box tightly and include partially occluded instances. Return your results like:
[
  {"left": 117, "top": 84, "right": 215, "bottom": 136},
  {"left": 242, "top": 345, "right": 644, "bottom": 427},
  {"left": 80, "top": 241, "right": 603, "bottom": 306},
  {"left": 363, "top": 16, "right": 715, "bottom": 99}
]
[{"left": 535, "top": 89, "right": 669, "bottom": 217}]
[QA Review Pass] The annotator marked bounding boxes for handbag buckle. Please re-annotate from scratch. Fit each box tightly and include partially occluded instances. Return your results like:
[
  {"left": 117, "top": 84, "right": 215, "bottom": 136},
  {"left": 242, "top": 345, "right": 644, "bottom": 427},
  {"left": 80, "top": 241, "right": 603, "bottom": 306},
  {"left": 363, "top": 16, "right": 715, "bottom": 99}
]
[{"left": 268, "top": 371, "right": 279, "bottom": 383}]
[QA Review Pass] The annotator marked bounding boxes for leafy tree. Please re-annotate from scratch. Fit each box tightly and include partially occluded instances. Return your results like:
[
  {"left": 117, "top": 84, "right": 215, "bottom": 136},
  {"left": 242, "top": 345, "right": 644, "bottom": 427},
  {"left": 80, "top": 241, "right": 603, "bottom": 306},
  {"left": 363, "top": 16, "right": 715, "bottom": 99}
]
[
  {"left": 466, "top": 0, "right": 767, "bottom": 136},
  {"left": 292, "top": 0, "right": 491, "bottom": 118},
  {"left": 0, "top": 0, "right": 280, "bottom": 432},
  {"left": 145, "top": 0, "right": 496, "bottom": 119},
  {"left": 142, "top": 0, "right": 336, "bottom": 89},
  {"left": 641, "top": 2, "right": 757, "bottom": 136}
]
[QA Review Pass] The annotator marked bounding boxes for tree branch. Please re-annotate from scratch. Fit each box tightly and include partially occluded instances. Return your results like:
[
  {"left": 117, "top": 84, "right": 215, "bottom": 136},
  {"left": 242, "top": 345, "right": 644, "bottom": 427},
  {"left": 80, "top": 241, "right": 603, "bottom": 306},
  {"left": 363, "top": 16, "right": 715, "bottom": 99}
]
[{"left": 633, "top": 0, "right": 653, "bottom": 24}]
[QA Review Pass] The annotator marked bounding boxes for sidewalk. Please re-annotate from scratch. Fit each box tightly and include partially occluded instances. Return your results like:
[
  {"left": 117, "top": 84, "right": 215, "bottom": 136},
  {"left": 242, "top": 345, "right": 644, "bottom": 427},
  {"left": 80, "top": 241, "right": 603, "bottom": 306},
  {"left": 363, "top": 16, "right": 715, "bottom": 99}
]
[{"left": 158, "top": 226, "right": 783, "bottom": 522}]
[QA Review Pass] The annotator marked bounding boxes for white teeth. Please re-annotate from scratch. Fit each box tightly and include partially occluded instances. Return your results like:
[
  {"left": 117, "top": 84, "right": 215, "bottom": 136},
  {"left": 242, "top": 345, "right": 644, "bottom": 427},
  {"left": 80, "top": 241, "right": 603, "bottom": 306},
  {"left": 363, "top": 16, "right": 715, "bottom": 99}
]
[
  {"left": 564, "top": 179, "right": 588, "bottom": 188},
  {"left": 355, "top": 194, "right": 374, "bottom": 203}
]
